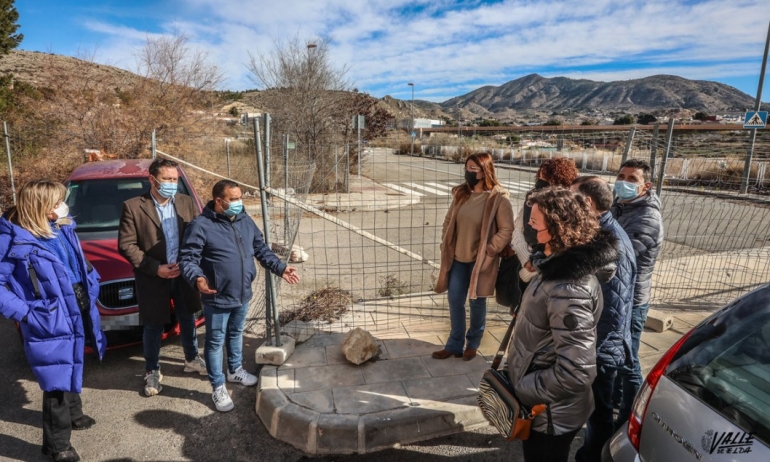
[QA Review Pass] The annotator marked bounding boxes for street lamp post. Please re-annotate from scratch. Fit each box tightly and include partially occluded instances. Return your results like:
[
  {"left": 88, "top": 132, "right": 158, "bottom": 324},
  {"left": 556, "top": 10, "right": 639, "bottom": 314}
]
[{"left": 408, "top": 82, "right": 414, "bottom": 156}]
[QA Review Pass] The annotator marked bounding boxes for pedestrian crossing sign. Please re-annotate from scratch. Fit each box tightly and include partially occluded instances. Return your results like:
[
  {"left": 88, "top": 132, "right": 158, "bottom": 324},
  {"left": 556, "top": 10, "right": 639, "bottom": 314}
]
[{"left": 744, "top": 111, "right": 768, "bottom": 129}]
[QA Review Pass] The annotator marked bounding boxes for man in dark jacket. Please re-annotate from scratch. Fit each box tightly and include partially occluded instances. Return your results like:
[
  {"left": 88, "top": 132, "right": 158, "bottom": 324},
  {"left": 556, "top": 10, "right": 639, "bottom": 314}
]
[
  {"left": 118, "top": 158, "right": 204, "bottom": 398},
  {"left": 572, "top": 176, "right": 637, "bottom": 462},
  {"left": 179, "top": 179, "right": 300, "bottom": 412},
  {"left": 610, "top": 159, "right": 664, "bottom": 427}
]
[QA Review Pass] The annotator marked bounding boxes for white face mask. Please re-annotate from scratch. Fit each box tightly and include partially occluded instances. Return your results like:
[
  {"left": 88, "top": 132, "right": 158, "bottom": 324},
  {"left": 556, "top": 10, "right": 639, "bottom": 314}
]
[{"left": 53, "top": 202, "right": 69, "bottom": 220}]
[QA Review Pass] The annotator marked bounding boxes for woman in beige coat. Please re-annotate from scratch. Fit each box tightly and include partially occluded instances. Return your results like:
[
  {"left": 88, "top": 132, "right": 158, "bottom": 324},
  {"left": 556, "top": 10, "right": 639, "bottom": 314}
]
[{"left": 433, "top": 152, "right": 513, "bottom": 361}]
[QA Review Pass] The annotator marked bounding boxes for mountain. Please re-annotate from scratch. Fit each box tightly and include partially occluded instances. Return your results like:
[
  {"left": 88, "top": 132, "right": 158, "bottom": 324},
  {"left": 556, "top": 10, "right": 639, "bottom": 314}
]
[{"left": 439, "top": 74, "right": 760, "bottom": 116}]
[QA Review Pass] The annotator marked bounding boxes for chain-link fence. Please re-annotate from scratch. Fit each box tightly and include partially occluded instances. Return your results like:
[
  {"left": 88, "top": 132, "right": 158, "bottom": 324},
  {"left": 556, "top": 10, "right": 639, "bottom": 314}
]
[{"left": 6, "top": 118, "right": 765, "bottom": 339}]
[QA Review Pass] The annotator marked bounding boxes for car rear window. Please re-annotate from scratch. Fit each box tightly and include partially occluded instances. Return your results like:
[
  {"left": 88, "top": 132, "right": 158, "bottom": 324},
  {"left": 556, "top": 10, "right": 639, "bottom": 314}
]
[
  {"left": 65, "top": 178, "right": 192, "bottom": 234},
  {"left": 665, "top": 288, "right": 770, "bottom": 446}
]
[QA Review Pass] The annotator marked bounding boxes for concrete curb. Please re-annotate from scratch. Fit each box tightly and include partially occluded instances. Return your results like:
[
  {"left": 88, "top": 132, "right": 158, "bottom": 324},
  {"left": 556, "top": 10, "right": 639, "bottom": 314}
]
[{"left": 256, "top": 366, "right": 490, "bottom": 454}]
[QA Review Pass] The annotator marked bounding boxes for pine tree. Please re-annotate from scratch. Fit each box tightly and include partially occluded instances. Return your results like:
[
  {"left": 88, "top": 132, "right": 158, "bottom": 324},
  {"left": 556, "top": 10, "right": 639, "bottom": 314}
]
[{"left": 0, "top": 0, "right": 22, "bottom": 56}]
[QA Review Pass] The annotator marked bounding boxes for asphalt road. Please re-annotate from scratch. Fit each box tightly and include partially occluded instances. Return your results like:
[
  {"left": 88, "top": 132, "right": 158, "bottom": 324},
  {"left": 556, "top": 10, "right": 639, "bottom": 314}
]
[{"left": 0, "top": 320, "right": 576, "bottom": 461}]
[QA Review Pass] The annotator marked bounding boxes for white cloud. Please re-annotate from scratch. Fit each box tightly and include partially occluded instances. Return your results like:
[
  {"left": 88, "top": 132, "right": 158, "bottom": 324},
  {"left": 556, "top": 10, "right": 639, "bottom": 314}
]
[{"left": 71, "top": 0, "right": 769, "bottom": 101}]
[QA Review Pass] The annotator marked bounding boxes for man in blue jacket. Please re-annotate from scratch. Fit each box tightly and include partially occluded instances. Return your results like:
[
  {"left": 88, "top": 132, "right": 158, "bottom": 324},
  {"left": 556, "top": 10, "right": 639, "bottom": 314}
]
[
  {"left": 179, "top": 179, "right": 300, "bottom": 412},
  {"left": 572, "top": 176, "right": 637, "bottom": 462}
]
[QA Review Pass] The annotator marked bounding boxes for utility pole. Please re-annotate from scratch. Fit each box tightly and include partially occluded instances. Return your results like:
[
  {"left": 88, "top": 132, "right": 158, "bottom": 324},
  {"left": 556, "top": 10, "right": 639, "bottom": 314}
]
[
  {"left": 408, "top": 82, "right": 415, "bottom": 156},
  {"left": 741, "top": 20, "right": 770, "bottom": 194}
]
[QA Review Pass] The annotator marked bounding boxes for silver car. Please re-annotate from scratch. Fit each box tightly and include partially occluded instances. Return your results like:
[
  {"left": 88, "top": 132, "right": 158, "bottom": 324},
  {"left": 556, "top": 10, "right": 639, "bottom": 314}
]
[{"left": 603, "top": 284, "right": 770, "bottom": 461}]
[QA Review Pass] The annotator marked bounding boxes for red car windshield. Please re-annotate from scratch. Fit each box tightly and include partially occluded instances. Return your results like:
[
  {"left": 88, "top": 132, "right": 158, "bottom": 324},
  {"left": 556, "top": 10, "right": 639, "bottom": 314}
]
[{"left": 65, "top": 178, "right": 192, "bottom": 235}]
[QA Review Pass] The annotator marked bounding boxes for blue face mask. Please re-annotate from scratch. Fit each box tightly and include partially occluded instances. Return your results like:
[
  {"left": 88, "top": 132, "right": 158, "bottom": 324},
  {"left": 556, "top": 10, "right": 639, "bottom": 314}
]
[
  {"left": 223, "top": 200, "right": 243, "bottom": 217},
  {"left": 614, "top": 180, "right": 641, "bottom": 201},
  {"left": 154, "top": 177, "right": 177, "bottom": 199}
]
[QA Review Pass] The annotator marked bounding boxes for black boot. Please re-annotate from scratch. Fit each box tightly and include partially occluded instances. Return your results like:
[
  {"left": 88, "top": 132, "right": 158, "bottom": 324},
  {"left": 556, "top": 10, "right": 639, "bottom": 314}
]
[{"left": 42, "top": 446, "right": 81, "bottom": 462}]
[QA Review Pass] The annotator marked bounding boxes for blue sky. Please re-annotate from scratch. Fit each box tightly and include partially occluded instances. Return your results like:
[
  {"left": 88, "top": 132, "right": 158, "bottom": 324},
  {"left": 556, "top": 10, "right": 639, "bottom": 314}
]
[{"left": 15, "top": 0, "right": 770, "bottom": 103}]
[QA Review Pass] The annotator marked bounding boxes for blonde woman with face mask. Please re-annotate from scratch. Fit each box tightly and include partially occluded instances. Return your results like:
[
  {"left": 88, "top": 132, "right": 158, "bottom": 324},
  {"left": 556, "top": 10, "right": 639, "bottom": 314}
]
[{"left": 0, "top": 180, "right": 106, "bottom": 462}]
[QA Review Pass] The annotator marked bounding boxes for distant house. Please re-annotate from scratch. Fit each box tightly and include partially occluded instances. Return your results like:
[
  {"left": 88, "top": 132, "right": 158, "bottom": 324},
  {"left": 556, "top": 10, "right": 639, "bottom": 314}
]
[{"left": 240, "top": 112, "right": 262, "bottom": 125}]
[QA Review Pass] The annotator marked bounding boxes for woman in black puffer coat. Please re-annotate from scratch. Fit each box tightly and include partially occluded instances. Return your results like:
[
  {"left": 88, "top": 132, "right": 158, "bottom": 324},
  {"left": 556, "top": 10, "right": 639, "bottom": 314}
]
[{"left": 506, "top": 187, "right": 618, "bottom": 462}]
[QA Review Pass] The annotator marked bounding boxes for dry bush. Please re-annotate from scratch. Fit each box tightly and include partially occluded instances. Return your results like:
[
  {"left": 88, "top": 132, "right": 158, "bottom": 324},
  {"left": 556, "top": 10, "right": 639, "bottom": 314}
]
[{"left": 278, "top": 285, "right": 353, "bottom": 325}]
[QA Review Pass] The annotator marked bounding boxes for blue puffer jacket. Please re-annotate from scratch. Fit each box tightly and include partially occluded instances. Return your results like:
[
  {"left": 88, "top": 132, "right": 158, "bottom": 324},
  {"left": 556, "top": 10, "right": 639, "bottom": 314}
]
[
  {"left": 596, "top": 212, "right": 637, "bottom": 368},
  {"left": 0, "top": 215, "right": 106, "bottom": 393},
  {"left": 179, "top": 202, "right": 286, "bottom": 309}
]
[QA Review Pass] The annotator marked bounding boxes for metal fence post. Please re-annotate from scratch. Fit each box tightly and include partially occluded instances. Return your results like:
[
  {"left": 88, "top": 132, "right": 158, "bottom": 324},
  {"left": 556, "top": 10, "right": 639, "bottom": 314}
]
[
  {"left": 3, "top": 121, "right": 16, "bottom": 205},
  {"left": 740, "top": 21, "right": 770, "bottom": 194},
  {"left": 334, "top": 146, "right": 338, "bottom": 190},
  {"left": 621, "top": 127, "right": 636, "bottom": 164},
  {"left": 346, "top": 143, "right": 350, "bottom": 194},
  {"left": 656, "top": 119, "right": 675, "bottom": 198},
  {"left": 225, "top": 139, "right": 231, "bottom": 178},
  {"left": 264, "top": 114, "right": 271, "bottom": 194},
  {"left": 649, "top": 124, "right": 660, "bottom": 181},
  {"left": 253, "top": 117, "right": 282, "bottom": 347},
  {"left": 284, "top": 134, "right": 290, "bottom": 247},
  {"left": 151, "top": 129, "right": 156, "bottom": 160}
]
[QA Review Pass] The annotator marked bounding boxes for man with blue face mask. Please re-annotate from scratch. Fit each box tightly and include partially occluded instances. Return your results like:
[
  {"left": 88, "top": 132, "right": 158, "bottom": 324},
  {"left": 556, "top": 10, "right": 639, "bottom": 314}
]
[
  {"left": 610, "top": 159, "right": 664, "bottom": 430},
  {"left": 179, "top": 179, "right": 300, "bottom": 412},
  {"left": 119, "top": 158, "right": 205, "bottom": 398}
]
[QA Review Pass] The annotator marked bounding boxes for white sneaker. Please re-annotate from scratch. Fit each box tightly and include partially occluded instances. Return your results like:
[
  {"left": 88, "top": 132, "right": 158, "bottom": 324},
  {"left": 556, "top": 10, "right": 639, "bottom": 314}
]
[
  {"left": 183, "top": 356, "right": 207, "bottom": 375},
  {"left": 144, "top": 370, "right": 163, "bottom": 397},
  {"left": 212, "top": 385, "right": 234, "bottom": 412},
  {"left": 226, "top": 366, "right": 258, "bottom": 387}
]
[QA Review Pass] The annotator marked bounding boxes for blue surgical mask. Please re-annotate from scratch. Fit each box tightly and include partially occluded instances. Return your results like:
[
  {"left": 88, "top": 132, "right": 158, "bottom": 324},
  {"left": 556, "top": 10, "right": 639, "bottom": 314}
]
[
  {"left": 154, "top": 177, "right": 177, "bottom": 198},
  {"left": 223, "top": 200, "right": 243, "bottom": 217},
  {"left": 614, "top": 180, "right": 641, "bottom": 201}
]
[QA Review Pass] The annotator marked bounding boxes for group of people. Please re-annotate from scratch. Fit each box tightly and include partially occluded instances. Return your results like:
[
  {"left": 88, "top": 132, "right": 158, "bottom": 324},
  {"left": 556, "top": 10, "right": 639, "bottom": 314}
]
[
  {"left": 0, "top": 159, "right": 299, "bottom": 462},
  {"left": 434, "top": 155, "right": 663, "bottom": 462}
]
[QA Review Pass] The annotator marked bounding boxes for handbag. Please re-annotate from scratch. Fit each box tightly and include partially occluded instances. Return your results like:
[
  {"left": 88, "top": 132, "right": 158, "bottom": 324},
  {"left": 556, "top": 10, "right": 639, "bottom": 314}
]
[
  {"left": 477, "top": 314, "right": 546, "bottom": 441},
  {"left": 495, "top": 252, "right": 523, "bottom": 309}
]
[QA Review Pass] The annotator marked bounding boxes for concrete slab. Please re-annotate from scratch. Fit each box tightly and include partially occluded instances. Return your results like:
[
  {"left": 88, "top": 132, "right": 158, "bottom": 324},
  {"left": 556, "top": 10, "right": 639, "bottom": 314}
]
[
  {"left": 381, "top": 337, "right": 442, "bottom": 359},
  {"left": 403, "top": 374, "right": 477, "bottom": 403},
  {"left": 360, "top": 356, "right": 431, "bottom": 384},
  {"left": 421, "top": 354, "right": 488, "bottom": 377},
  {"left": 279, "top": 345, "right": 326, "bottom": 369},
  {"left": 289, "top": 389, "right": 335, "bottom": 414},
  {"left": 293, "top": 363, "right": 365, "bottom": 392},
  {"left": 332, "top": 381, "right": 412, "bottom": 414}
]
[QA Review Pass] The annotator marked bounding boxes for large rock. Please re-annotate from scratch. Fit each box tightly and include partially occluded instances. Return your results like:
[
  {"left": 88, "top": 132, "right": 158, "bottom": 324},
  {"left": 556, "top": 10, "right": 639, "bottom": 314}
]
[
  {"left": 281, "top": 320, "right": 316, "bottom": 344},
  {"left": 340, "top": 328, "right": 379, "bottom": 365}
]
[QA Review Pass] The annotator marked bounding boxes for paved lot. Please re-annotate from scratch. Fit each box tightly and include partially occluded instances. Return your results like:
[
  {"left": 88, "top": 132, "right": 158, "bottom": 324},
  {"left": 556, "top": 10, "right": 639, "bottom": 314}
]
[{"left": 0, "top": 320, "right": 543, "bottom": 461}]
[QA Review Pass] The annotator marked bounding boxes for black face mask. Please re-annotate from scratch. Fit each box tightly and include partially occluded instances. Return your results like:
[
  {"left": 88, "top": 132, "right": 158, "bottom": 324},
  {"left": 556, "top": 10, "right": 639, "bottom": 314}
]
[
  {"left": 534, "top": 178, "right": 549, "bottom": 190},
  {"left": 465, "top": 170, "right": 481, "bottom": 188}
]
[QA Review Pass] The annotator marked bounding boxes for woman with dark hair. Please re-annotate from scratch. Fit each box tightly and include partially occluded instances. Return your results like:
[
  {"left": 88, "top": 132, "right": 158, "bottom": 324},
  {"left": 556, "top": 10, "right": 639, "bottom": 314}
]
[
  {"left": 506, "top": 187, "right": 617, "bottom": 462},
  {"left": 511, "top": 157, "right": 579, "bottom": 285},
  {"left": 0, "top": 180, "right": 106, "bottom": 462},
  {"left": 433, "top": 152, "right": 513, "bottom": 361}
]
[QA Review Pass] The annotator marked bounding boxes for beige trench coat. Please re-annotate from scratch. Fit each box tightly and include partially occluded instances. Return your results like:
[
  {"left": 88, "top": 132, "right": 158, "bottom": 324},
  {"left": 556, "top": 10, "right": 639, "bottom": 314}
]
[{"left": 434, "top": 185, "right": 514, "bottom": 299}]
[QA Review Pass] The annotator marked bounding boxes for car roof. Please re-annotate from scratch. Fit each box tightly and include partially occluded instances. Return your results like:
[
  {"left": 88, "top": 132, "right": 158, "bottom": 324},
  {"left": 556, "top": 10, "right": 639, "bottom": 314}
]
[{"left": 67, "top": 159, "right": 153, "bottom": 181}]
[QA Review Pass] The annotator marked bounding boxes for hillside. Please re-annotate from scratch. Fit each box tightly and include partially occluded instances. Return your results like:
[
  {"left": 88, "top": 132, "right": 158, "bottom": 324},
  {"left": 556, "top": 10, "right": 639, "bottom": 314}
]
[
  {"left": 1, "top": 51, "right": 763, "bottom": 122},
  {"left": 439, "top": 74, "right": 760, "bottom": 115}
]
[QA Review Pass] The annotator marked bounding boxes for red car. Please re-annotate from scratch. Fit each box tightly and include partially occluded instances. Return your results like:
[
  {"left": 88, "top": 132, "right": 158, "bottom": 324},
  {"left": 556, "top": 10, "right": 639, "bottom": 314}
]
[{"left": 64, "top": 159, "right": 204, "bottom": 347}]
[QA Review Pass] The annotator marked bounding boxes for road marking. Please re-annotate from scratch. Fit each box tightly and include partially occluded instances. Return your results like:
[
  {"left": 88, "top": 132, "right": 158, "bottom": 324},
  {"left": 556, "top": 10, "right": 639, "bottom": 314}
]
[
  {"left": 384, "top": 183, "right": 425, "bottom": 197},
  {"left": 499, "top": 181, "right": 532, "bottom": 192},
  {"left": 426, "top": 182, "right": 455, "bottom": 191},
  {"left": 406, "top": 182, "right": 451, "bottom": 195}
]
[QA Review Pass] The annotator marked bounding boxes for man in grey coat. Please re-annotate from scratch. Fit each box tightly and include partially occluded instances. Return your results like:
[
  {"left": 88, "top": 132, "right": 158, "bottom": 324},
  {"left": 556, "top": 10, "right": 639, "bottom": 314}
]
[{"left": 610, "top": 159, "right": 664, "bottom": 427}]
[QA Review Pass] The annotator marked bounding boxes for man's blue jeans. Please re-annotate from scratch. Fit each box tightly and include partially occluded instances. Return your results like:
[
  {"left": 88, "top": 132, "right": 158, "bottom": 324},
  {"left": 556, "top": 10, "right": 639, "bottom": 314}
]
[
  {"left": 445, "top": 260, "right": 487, "bottom": 354},
  {"left": 616, "top": 303, "right": 650, "bottom": 427},
  {"left": 143, "top": 280, "right": 199, "bottom": 372},
  {"left": 204, "top": 302, "right": 249, "bottom": 389},
  {"left": 576, "top": 364, "right": 617, "bottom": 462}
]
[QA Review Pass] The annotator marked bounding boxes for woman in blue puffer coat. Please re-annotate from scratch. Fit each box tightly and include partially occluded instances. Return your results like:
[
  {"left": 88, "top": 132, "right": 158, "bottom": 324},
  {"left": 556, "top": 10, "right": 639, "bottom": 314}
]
[{"left": 0, "top": 180, "right": 106, "bottom": 462}]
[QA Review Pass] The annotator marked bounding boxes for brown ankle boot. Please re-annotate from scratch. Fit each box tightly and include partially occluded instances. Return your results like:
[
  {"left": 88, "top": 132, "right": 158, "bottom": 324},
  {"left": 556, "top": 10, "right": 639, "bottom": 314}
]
[
  {"left": 432, "top": 349, "right": 462, "bottom": 359},
  {"left": 463, "top": 348, "right": 477, "bottom": 361}
]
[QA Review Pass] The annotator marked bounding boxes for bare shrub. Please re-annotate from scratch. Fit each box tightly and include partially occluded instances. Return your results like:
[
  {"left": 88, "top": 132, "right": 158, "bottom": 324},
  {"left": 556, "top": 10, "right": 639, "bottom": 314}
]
[
  {"left": 378, "top": 274, "right": 411, "bottom": 298},
  {"left": 278, "top": 285, "right": 353, "bottom": 325}
]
